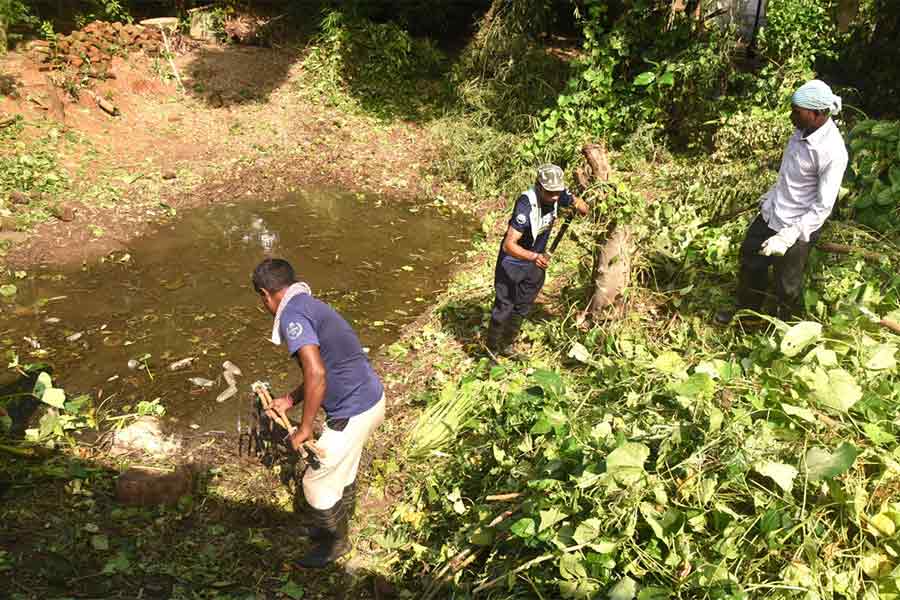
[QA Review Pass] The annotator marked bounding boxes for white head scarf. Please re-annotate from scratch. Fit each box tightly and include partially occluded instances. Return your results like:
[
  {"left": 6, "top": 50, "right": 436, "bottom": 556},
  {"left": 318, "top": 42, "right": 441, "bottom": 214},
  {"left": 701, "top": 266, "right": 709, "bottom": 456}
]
[
  {"left": 792, "top": 79, "right": 842, "bottom": 115},
  {"left": 270, "top": 282, "right": 312, "bottom": 345}
]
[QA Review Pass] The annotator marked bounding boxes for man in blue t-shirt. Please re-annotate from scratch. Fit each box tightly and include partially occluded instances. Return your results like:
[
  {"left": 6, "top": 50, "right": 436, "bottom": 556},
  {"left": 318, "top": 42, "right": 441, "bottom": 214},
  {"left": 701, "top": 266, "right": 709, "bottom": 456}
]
[
  {"left": 253, "top": 258, "right": 385, "bottom": 569},
  {"left": 487, "top": 164, "right": 589, "bottom": 354}
]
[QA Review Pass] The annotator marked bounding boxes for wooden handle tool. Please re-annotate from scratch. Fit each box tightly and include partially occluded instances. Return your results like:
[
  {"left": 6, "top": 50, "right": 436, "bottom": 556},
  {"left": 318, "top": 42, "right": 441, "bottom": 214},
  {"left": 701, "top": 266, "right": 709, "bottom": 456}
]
[{"left": 252, "top": 383, "right": 325, "bottom": 459}]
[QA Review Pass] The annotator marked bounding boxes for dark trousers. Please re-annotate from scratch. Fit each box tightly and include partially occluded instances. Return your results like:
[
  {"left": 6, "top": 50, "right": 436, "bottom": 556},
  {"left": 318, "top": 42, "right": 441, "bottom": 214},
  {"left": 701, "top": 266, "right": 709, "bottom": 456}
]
[
  {"left": 737, "top": 215, "right": 820, "bottom": 319},
  {"left": 490, "top": 258, "right": 545, "bottom": 329}
]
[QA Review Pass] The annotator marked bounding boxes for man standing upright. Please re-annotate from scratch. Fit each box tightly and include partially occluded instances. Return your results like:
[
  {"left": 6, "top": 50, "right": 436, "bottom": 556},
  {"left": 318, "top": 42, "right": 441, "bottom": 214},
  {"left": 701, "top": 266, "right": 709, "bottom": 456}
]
[
  {"left": 716, "top": 80, "right": 848, "bottom": 324},
  {"left": 253, "top": 258, "right": 385, "bottom": 568},
  {"left": 487, "top": 164, "right": 589, "bottom": 353}
]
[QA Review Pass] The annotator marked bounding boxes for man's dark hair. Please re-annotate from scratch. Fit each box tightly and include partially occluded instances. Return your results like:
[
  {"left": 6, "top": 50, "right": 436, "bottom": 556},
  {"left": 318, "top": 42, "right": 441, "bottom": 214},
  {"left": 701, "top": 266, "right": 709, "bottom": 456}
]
[{"left": 252, "top": 258, "right": 296, "bottom": 293}]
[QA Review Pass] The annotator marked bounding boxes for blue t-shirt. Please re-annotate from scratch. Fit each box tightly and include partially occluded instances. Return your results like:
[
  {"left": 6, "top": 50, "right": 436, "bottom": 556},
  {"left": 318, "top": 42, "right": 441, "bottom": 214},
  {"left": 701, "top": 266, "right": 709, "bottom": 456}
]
[
  {"left": 499, "top": 190, "right": 574, "bottom": 263},
  {"left": 279, "top": 294, "right": 383, "bottom": 419}
]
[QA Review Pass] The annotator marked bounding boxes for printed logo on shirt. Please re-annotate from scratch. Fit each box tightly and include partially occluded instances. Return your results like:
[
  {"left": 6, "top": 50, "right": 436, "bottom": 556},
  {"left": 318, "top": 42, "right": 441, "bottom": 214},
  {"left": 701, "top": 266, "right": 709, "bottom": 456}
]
[
  {"left": 287, "top": 322, "right": 303, "bottom": 340},
  {"left": 536, "top": 211, "right": 555, "bottom": 235},
  {"left": 515, "top": 213, "right": 527, "bottom": 225}
]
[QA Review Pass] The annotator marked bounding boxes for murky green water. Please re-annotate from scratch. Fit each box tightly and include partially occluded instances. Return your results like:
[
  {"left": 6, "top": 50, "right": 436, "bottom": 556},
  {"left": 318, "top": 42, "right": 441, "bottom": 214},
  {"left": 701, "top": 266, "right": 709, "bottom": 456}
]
[{"left": 0, "top": 190, "right": 472, "bottom": 431}]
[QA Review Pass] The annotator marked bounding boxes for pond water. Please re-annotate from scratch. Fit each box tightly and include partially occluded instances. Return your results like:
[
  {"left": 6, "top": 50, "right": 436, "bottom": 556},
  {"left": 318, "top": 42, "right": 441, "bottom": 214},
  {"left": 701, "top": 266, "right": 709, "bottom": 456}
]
[{"left": 0, "top": 190, "right": 473, "bottom": 432}]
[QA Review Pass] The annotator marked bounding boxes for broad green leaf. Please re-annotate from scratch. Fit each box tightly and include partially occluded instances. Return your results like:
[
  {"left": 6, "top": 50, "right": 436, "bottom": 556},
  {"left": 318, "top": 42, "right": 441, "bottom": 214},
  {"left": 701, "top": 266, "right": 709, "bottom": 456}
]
[
  {"left": 658, "top": 71, "right": 675, "bottom": 86},
  {"left": 633, "top": 72, "right": 656, "bottom": 86},
  {"left": 781, "top": 403, "right": 817, "bottom": 424},
  {"left": 781, "top": 321, "right": 822, "bottom": 357},
  {"left": 863, "top": 422, "right": 896, "bottom": 445},
  {"left": 91, "top": 534, "right": 109, "bottom": 551},
  {"left": 753, "top": 461, "right": 798, "bottom": 493},
  {"left": 606, "top": 442, "right": 649, "bottom": 486},
  {"left": 810, "top": 368, "right": 862, "bottom": 413},
  {"left": 41, "top": 387, "right": 66, "bottom": 409},
  {"left": 539, "top": 507, "right": 568, "bottom": 532},
  {"left": 560, "top": 579, "right": 602, "bottom": 599},
  {"left": 38, "top": 411, "right": 60, "bottom": 440},
  {"left": 33, "top": 372, "right": 52, "bottom": 398},
  {"left": 510, "top": 518, "right": 536, "bottom": 538},
  {"left": 805, "top": 443, "right": 858, "bottom": 481},
  {"left": 102, "top": 551, "right": 131, "bottom": 574},
  {"left": 531, "top": 370, "right": 564, "bottom": 399},
  {"left": 669, "top": 372, "right": 715, "bottom": 402},
  {"left": 868, "top": 513, "right": 896, "bottom": 537},
  {"left": 653, "top": 351, "right": 684, "bottom": 375},
  {"left": 559, "top": 552, "right": 587, "bottom": 580},
  {"left": 573, "top": 518, "right": 602, "bottom": 545},
  {"left": 279, "top": 580, "right": 305, "bottom": 600},
  {"left": 806, "top": 346, "right": 838, "bottom": 367},
  {"left": 640, "top": 502, "right": 665, "bottom": 541},
  {"left": 568, "top": 342, "right": 592, "bottom": 364},
  {"left": 865, "top": 344, "right": 897, "bottom": 371},
  {"left": 0, "top": 284, "right": 16, "bottom": 297},
  {"left": 639, "top": 587, "right": 672, "bottom": 600},
  {"left": 609, "top": 576, "right": 638, "bottom": 600}
]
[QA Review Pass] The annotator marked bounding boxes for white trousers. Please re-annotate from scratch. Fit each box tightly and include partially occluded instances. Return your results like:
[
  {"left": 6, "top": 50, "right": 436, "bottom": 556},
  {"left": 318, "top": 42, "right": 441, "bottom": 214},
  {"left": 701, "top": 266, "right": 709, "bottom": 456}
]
[{"left": 302, "top": 394, "right": 385, "bottom": 510}]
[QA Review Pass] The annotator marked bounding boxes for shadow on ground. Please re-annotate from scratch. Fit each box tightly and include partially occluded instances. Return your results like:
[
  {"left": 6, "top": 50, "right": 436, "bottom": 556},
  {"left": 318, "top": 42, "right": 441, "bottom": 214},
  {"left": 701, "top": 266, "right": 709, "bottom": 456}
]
[
  {"left": 180, "top": 45, "right": 305, "bottom": 108},
  {"left": 0, "top": 375, "right": 399, "bottom": 600}
]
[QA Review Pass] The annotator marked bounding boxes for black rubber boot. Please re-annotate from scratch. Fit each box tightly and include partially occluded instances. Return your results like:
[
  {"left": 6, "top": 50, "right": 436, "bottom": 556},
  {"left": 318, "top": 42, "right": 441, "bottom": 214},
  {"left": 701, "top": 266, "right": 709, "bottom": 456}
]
[
  {"left": 505, "top": 315, "right": 524, "bottom": 348},
  {"left": 485, "top": 319, "right": 506, "bottom": 354},
  {"left": 297, "top": 500, "right": 351, "bottom": 569}
]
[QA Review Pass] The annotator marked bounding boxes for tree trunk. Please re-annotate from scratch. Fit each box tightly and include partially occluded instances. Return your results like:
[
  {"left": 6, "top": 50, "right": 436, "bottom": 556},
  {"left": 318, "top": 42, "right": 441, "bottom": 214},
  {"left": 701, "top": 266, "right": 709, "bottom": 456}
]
[
  {"left": 579, "top": 143, "right": 635, "bottom": 321},
  {"left": 0, "top": 11, "right": 8, "bottom": 56}
]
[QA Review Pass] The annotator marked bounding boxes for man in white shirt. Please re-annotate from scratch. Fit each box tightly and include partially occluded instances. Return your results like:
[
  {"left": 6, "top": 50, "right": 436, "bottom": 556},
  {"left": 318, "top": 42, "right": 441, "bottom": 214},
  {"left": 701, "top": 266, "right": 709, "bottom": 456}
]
[{"left": 716, "top": 80, "right": 848, "bottom": 324}]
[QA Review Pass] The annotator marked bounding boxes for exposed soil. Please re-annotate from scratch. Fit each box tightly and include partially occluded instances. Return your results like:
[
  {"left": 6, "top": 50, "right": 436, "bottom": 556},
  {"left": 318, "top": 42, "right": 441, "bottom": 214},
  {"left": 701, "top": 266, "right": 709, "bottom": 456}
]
[{"left": 0, "top": 38, "right": 465, "bottom": 267}]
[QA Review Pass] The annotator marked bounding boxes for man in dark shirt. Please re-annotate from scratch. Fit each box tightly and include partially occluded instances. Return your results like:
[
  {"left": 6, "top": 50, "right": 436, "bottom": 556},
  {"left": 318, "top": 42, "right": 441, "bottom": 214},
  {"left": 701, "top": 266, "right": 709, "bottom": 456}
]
[
  {"left": 487, "top": 164, "right": 589, "bottom": 354},
  {"left": 253, "top": 258, "right": 385, "bottom": 568}
]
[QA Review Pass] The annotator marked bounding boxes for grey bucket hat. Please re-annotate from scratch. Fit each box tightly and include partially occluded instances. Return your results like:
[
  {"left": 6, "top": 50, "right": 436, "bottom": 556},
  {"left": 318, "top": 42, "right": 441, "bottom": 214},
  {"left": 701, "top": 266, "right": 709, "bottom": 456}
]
[{"left": 536, "top": 164, "right": 565, "bottom": 192}]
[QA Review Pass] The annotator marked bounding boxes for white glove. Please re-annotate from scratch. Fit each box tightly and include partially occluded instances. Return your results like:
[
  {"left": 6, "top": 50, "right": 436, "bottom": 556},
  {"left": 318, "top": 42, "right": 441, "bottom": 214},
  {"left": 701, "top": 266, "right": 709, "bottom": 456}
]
[{"left": 759, "top": 226, "right": 800, "bottom": 257}]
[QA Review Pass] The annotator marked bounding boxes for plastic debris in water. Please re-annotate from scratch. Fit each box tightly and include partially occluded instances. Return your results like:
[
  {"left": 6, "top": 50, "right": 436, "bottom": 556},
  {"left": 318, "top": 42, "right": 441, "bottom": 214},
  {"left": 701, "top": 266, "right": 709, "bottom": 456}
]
[
  {"left": 222, "top": 360, "right": 242, "bottom": 376},
  {"left": 66, "top": 332, "right": 84, "bottom": 342},
  {"left": 127, "top": 359, "right": 139, "bottom": 370},
  {"left": 188, "top": 377, "right": 215, "bottom": 388},
  {"left": 168, "top": 357, "right": 196, "bottom": 371},
  {"left": 45, "top": 317, "right": 61, "bottom": 324}
]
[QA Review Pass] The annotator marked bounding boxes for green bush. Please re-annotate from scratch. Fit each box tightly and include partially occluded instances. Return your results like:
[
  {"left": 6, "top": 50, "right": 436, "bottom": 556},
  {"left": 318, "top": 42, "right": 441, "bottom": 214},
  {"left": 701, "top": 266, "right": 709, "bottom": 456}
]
[{"left": 845, "top": 119, "right": 900, "bottom": 232}]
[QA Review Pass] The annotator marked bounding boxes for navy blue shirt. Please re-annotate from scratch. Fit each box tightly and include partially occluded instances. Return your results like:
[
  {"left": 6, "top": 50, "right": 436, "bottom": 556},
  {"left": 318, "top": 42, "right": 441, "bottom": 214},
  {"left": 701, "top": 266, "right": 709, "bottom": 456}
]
[
  {"left": 279, "top": 295, "right": 383, "bottom": 419},
  {"left": 499, "top": 190, "right": 574, "bottom": 263}
]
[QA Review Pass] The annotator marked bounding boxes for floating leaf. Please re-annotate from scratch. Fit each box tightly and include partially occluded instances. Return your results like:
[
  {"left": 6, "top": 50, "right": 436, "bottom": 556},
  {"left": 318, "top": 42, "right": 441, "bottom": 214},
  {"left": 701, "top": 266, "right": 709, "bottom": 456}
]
[
  {"left": 0, "top": 284, "right": 16, "bottom": 297},
  {"left": 805, "top": 443, "right": 859, "bottom": 481},
  {"left": 754, "top": 461, "right": 798, "bottom": 493},
  {"left": 781, "top": 321, "right": 822, "bottom": 357},
  {"left": 606, "top": 442, "right": 649, "bottom": 486}
]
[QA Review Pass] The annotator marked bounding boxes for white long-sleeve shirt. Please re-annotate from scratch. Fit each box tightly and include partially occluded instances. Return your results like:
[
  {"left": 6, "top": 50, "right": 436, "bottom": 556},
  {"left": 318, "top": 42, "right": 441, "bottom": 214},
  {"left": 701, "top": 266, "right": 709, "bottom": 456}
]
[{"left": 761, "top": 118, "right": 848, "bottom": 242}]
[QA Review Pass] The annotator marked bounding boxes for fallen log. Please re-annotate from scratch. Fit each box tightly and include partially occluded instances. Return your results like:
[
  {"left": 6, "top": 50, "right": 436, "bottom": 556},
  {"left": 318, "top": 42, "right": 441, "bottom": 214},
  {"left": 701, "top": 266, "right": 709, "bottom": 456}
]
[{"left": 818, "top": 241, "right": 887, "bottom": 263}]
